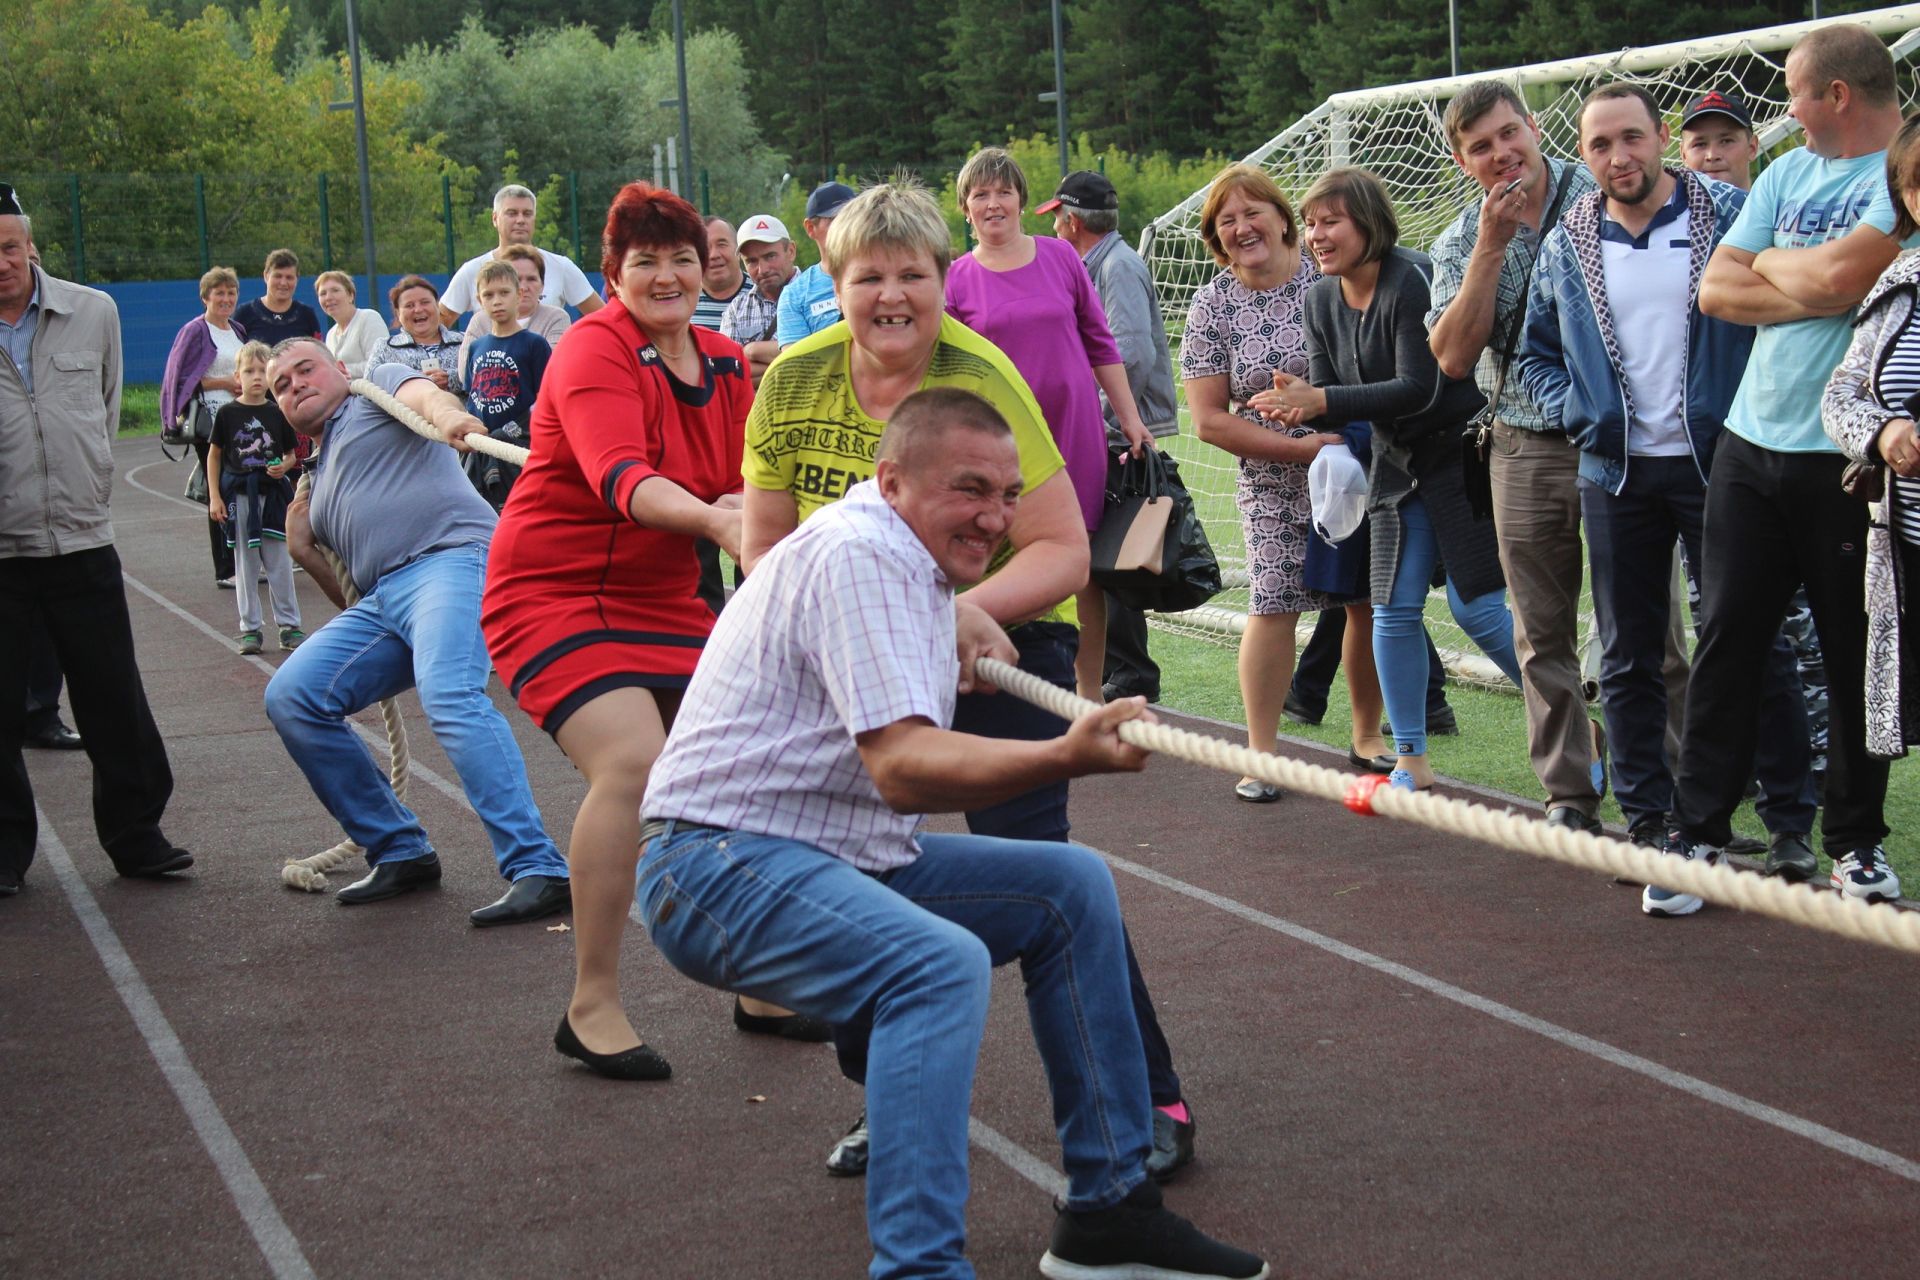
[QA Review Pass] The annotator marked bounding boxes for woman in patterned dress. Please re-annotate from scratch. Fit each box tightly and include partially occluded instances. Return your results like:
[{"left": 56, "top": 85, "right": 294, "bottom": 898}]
[{"left": 1182, "top": 163, "right": 1383, "bottom": 801}]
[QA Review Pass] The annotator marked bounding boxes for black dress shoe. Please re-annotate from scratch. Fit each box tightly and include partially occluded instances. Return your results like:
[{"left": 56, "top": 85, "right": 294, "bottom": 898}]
[
  {"left": 1346, "top": 749, "right": 1395, "bottom": 774},
  {"left": 1427, "top": 703, "right": 1460, "bottom": 736},
  {"left": 1283, "top": 692, "right": 1325, "bottom": 726},
  {"left": 733, "top": 996, "right": 833, "bottom": 1042},
  {"left": 554, "top": 1014, "right": 672, "bottom": 1081},
  {"left": 26, "top": 720, "right": 83, "bottom": 750},
  {"left": 1765, "top": 832, "right": 1818, "bottom": 883},
  {"left": 470, "top": 874, "right": 570, "bottom": 926},
  {"left": 826, "top": 1110, "right": 869, "bottom": 1177},
  {"left": 114, "top": 847, "right": 194, "bottom": 879},
  {"left": 0, "top": 867, "right": 21, "bottom": 896},
  {"left": 1101, "top": 682, "right": 1160, "bottom": 705},
  {"left": 1544, "top": 806, "right": 1602, "bottom": 835},
  {"left": 336, "top": 854, "right": 441, "bottom": 904},
  {"left": 1146, "top": 1105, "right": 1196, "bottom": 1182}
]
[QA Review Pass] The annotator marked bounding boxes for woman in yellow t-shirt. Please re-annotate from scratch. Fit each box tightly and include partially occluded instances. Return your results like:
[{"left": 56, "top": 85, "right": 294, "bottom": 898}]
[{"left": 739, "top": 179, "right": 1201, "bottom": 1183}]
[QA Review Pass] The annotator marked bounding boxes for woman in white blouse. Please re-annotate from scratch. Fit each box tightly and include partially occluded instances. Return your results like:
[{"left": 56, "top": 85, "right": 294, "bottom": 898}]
[{"left": 315, "top": 270, "right": 390, "bottom": 378}]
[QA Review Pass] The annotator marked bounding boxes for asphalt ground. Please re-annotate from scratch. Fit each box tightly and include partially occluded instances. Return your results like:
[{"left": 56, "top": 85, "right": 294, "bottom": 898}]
[{"left": 3, "top": 436, "right": 1919, "bottom": 1279}]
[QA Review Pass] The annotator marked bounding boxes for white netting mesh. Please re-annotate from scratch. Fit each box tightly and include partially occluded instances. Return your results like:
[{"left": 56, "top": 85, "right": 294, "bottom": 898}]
[{"left": 1144, "top": 6, "right": 1920, "bottom": 683}]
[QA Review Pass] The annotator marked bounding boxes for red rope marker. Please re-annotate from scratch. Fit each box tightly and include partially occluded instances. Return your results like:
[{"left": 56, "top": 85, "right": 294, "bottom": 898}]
[{"left": 1344, "top": 772, "right": 1391, "bottom": 816}]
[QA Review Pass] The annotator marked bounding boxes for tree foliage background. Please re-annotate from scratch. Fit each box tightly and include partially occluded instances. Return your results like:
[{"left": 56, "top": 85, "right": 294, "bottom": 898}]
[{"left": 4, "top": 0, "right": 1899, "bottom": 282}]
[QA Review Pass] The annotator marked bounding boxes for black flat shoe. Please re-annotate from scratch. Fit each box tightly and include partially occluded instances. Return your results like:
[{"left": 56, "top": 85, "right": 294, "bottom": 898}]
[
  {"left": 733, "top": 996, "right": 833, "bottom": 1042},
  {"left": 1346, "top": 749, "right": 1395, "bottom": 774},
  {"left": 336, "top": 854, "right": 441, "bottom": 905},
  {"left": 114, "top": 848, "right": 194, "bottom": 879},
  {"left": 554, "top": 1014, "right": 672, "bottom": 1081},
  {"left": 470, "top": 874, "right": 570, "bottom": 927}
]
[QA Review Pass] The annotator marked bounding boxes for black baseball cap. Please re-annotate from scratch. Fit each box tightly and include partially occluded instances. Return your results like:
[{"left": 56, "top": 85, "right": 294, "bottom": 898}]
[
  {"left": 1036, "top": 171, "right": 1119, "bottom": 216},
  {"left": 1680, "top": 90, "right": 1753, "bottom": 133},
  {"left": 806, "top": 181, "right": 857, "bottom": 219},
  {"left": 0, "top": 183, "right": 23, "bottom": 218}
]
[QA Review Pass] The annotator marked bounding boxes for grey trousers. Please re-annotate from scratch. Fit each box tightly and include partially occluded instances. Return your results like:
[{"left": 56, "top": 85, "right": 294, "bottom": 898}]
[{"left": 1490, "top": 422, "right": 1599, "bottom": 815}]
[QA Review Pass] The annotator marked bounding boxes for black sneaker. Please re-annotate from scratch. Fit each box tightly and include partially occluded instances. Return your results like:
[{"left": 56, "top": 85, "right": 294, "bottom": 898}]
[
  {"left": 1040, "top": 1179, "right": 1268, "bottom": 1279},
  {"left": 825, "top": 1110, "right": 868, "bottom": 1177}
]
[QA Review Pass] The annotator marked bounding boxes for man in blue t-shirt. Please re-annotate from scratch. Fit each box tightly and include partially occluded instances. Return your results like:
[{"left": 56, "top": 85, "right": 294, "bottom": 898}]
[
  {"left": 463, "top": 262, "right": 549, "bottom": 509},
  {"left": 1668, "top": 24, "right": 1912, "bottom": 910},
  {"left": 775, "top": 181, "right": 855, "bottom": 347},
  {"left": 232, "top": 248, "right": 323, "bottom": 349},
  {"left": 265, "top": 339, "right": 570, "bottom": 926}
]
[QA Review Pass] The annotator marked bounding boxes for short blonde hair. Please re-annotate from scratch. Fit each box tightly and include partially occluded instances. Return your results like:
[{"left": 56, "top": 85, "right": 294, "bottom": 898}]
[
  {"left": 199, "top": 266, "right": 238, "bottom": 299},
  {"left": 234, "top": 339, "right": 274, "bottom": 370},
  {"left": 955, "top": 147, "right": 1030, "bottom": 210},
  {"left": 823, "top": 181, "right": 954, "bottom": 281},
  {"left": 314, "top": 269, "right": 356, "bottom": 299},
  {"left": 1198, "top": 164, "right": 1297, "bottom": 267}
]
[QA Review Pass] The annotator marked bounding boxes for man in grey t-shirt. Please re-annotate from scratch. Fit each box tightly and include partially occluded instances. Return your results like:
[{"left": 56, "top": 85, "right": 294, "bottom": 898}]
[{"left": 265, "top": 340, "right": 570, "bottom": 926}]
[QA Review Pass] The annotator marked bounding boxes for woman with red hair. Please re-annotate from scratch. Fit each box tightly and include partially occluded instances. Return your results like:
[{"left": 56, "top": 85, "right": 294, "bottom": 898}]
[{"left": 484, "top": 183, "right": 812, "bottom": 1079}]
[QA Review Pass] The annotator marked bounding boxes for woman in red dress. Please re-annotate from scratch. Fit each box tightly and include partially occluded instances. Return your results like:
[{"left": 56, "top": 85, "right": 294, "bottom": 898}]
[{"left": 483, "top": 183, "right": 766, "bottom": 1079}]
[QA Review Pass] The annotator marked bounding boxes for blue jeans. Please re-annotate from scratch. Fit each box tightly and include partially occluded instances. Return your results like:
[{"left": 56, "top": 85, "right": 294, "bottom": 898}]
[
  {"left": 264, "top": 545, "right": 566, "bottom": 880},
  {"left": 1581, "top": 459, "right": 1815, "bottom": 833},
  {"left": 639, "top": 824, "right": 1152, "bottom": 1280},
  {"left": 1376, "top": 497, "right": 1521, "bottom": 756}
]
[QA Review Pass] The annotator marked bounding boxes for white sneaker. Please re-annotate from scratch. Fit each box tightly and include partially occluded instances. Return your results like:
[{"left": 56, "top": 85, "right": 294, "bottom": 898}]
[
  {"left": 1831, "top": 847, "right": 1902, "bottom": 903},
  {"left": 1643, "top": 832, "right": 1719, "bottom": 917}
]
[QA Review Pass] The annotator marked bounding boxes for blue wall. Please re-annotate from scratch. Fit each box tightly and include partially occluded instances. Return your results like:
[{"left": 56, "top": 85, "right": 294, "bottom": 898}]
[{"left": 104, "top": 270, "right": 606, "bottom": 388}]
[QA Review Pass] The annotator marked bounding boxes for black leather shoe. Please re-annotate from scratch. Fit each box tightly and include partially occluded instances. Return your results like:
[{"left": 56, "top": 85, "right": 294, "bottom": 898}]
[
  {"left": 1765, "top": 832, "right": 1818, "bottom": 883},
  {"left": 470, "top": 874, "right": 570, "bottom": 926},
  {"left": 1101, "top": 682, "right": 1159, "bottom": 704},
  {"left": 336, "top": 854, "right": 440, "bottom": 904},
  {"left": 1427, "top": 703, "right": 1460, "bottom": 736},
  {"left": 1725, "top": 833, "right": 1766, "bottom": 857},
  {"left": 1545, "top": 806, "right": 1602, "bottom": 835},
  {"left": 733, "top": 996, "right": 833, "bottom": 1042},
  {"left": 1146, "top": 1105, "right": 1196, "bottom": 1183},
  {"left": 26, "top": 720, "right": 83, "bottom": 750},
  {"left": 554, "top": 1014, "right": 672, "bottom": 1081},
  {"left": 1283, "top": 692, "right": 1324, "bottom": 726},
  {"left": 0, "top": 867, "right": 22, "bottom": 896},
  {"left": 826, "top": 1110, "right": 869, "bottom": 1177},
  {"left": 1347, "top": 749, "right": 1395, "bottom": 774},
  {"left": 114, "top": 847, "right": 194, "bottom": 879}
]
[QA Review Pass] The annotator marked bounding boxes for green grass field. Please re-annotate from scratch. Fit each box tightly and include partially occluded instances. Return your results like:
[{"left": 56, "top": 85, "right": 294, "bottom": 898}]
[
  {"left": 1146, "top": 624, "right": 1920, "bottom": 888},
  {"left": 121, "top": 383, "right": 162, "bottom": 437}
]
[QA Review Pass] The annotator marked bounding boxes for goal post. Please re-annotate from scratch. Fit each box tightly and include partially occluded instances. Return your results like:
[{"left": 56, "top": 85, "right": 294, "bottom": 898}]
[{"left": 1141, "top": 5, "right": 1920, "bottom": 684}]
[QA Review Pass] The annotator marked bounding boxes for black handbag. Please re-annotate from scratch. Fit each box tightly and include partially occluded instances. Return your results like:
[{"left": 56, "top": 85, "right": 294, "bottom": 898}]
[{"left": 1092, "top": 450, "right": 1221, "bottom": 614}]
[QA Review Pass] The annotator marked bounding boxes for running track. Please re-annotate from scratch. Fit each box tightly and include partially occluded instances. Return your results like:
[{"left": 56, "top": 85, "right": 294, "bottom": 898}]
[{"left": 4, "top": 438, "right": 1918, "bottom": 1278}]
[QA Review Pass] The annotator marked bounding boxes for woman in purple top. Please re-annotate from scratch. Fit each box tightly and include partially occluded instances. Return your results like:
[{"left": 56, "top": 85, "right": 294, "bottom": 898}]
[
  {"left": 946, "top": 146, "right": 1153, "bottom": 700},
  {"left": 160, "top": 266, "right": 249, "bottom": 588}
]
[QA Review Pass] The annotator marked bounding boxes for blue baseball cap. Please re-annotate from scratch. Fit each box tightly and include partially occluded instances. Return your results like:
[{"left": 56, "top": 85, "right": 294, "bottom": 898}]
[{"left": 806, "top": 181, "right": 857, "bottom": 219}]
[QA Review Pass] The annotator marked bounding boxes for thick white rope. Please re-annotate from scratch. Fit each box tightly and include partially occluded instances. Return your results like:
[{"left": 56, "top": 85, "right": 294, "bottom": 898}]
[{"left": 973, "top": 657, "right": 1920, "bottom": 956}]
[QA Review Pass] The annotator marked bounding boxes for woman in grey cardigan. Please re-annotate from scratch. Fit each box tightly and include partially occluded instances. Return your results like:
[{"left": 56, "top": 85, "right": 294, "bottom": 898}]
[{"left": 1262, "top": 168, "right": 1519, "bottom": 790}]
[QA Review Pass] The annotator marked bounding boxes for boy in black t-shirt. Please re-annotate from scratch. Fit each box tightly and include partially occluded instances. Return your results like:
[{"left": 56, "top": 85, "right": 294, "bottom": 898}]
[
  {"left": 208, "top": 341, "right": 304, "bottom": 655},
  {"left": 462, "top": 260, "right": 549, "bottom": 509},
  {"left": 233, "top": 248, "right": 323, "bottom": 350}
]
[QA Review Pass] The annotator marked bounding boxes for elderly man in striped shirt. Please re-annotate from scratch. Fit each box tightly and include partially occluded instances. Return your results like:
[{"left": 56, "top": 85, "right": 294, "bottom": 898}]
[{"left": 636, "top": 388, "right": 1267, "bottom": 1280}]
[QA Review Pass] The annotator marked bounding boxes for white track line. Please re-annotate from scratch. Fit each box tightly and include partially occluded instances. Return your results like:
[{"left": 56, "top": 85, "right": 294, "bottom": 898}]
[
  {"left": 125, "top": 453, "right": 1919, "bottom": 1192},
  {"left": 1097, "top": 849, "right": 1920, "bottom": 1185},
  {"left": 37, "top": 808, "right": 317, "bottom": 1279}
]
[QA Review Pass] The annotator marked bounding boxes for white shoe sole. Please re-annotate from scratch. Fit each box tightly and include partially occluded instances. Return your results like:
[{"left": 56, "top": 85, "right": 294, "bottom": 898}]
[
  {"left": 1642, "top": 889, "right": 1703, "bottom": 917},
  {"left": 1039, "top": 1253, "right": 1270, "bottom": 1280}
]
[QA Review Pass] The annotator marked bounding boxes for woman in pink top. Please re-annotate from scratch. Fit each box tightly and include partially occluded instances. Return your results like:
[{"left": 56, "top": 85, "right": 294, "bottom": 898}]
[{"left": 946, "top": 146, "right": 1154, "bottom": 700}]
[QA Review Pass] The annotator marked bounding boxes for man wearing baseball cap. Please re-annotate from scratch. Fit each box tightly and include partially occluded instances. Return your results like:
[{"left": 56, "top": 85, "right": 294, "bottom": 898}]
[
  {"left": 1043, "top": 170, "right": 1181, "bottom": 711},
  {"left": 1680, "top": 90, "right": 1761, "bottom": 191},
  {"left": 721, "top": 213, "right": 798, "bottom": 384},
  {"left": 775, "top": 181, "right": 857, "bottom": 348}
]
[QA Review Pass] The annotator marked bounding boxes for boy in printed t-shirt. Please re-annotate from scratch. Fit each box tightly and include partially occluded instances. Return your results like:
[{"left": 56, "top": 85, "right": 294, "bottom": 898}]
[
  {"left": 207, "top": 341, "right": 304, "bottom": 655},
  {"left": 463, "top": 260, "right": 550, "bottom": 509}
]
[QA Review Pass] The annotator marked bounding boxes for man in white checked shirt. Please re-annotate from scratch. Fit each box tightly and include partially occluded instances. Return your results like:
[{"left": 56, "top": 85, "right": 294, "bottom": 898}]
[{"left": 637, "top": 389, "right": 1268, "bottom": 1280}]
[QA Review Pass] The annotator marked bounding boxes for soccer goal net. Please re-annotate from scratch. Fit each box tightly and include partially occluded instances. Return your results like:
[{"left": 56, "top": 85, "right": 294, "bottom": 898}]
[{"left": 1142, "top": 5, "right": 1920, "bottom": 685}]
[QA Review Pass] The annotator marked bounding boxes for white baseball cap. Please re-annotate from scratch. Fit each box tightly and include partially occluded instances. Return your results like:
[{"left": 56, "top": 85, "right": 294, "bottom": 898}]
[
  {"left": 738, "top": 214, "right": 790, "bottom": 246},
  {"left": 1308, "top": 442, "right": 1368, "bottom": 544}
]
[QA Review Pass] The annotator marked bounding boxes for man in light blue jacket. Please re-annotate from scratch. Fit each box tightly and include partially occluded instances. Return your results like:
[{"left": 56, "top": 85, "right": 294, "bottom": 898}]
[{"left": 1517, "top": 84, "right": 1816, "bottom": 913}]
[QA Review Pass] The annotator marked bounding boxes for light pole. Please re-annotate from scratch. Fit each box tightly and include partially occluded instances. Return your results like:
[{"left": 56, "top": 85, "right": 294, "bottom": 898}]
[
  {"left": 1449, "top": 0, "right": 1460, "bottom": 78},
  {"left": 1037, "top": 0, "right": 1070, "bottom": 178},
  {"left": 673, "top": 0, "right": 694, "bottom": 200},
  {"left": 330, "top": 0, "right": 379, "bottom": 305}
]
